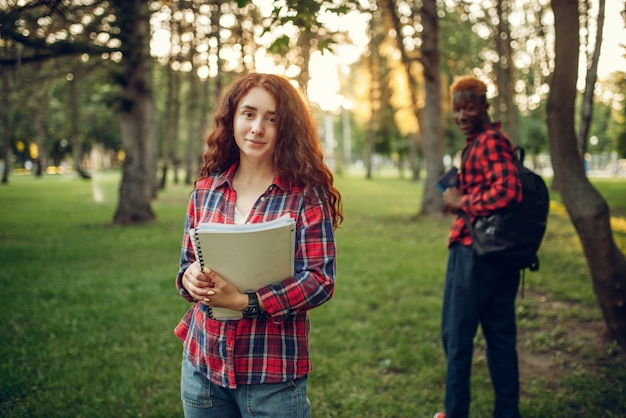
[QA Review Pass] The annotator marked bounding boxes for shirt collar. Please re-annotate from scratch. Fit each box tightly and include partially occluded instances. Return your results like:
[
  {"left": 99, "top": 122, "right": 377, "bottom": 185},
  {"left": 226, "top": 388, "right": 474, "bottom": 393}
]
[
  {"left": 465, "top": 121, "right": 502, "bottom": 143},
  {"left": 215, "top": 163, "right": 297, "bottom": 193}
]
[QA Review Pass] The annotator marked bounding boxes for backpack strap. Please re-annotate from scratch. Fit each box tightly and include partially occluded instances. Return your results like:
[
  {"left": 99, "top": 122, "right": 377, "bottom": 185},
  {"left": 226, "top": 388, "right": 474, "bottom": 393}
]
[{"left": 513, "top": 146, "right": 525, "bottom": 164}]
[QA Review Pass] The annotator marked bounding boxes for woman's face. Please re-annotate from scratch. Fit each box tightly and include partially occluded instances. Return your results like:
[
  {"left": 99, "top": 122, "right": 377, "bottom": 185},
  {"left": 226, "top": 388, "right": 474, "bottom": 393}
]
[{"left": 233, "top": 87, "right": 278, "bottom": 164}]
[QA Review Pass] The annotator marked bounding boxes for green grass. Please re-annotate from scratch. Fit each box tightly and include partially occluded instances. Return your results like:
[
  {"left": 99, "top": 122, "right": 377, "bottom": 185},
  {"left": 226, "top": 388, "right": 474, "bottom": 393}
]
[{"left": 1, "top": 171, "right": 625, "bottom": 417}]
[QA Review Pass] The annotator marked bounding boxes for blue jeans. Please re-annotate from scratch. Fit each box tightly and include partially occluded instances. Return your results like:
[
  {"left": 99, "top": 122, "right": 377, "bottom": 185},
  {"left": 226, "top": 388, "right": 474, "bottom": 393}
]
[
  {"left": 442, "top": 244, "right": 521, "bottom": 418},
  {"left": 180, "top": 355, "right": 311, "bottom": 418}
]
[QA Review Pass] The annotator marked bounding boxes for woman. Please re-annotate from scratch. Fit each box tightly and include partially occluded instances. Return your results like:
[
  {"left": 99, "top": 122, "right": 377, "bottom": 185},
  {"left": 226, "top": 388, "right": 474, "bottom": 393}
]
[{"left": 175, "top": 73, "right": 343, "bottom": 418}]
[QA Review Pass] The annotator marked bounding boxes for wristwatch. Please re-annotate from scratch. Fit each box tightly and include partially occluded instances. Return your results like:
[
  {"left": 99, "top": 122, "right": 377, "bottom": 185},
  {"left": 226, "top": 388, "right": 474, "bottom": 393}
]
[{"left": 242, "top": 291, "right": 261, "bottom": 319}]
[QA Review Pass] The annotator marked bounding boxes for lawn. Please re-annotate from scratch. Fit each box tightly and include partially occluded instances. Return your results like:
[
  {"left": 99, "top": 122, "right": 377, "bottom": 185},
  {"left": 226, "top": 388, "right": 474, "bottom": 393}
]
[{"left": 0, "top": 171, "right": 624, "bottom": 417}]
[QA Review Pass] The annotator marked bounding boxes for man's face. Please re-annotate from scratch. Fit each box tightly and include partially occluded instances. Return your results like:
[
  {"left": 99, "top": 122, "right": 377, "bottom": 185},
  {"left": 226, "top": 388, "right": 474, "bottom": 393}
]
[{"left": 452, "top": 90, "right": 489, "bottom": 136}]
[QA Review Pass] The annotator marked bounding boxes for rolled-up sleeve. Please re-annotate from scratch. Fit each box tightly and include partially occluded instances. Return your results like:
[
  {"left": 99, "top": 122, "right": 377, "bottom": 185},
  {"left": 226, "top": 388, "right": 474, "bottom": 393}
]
[{"left": 259, "top": 193, "right": 336, "bottom": 324}]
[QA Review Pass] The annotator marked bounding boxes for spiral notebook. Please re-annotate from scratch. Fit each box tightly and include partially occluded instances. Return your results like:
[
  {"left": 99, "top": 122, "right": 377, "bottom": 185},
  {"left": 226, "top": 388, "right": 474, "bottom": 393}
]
[{"left": 189, "top": 214, "right": 296, "bottom": 320}]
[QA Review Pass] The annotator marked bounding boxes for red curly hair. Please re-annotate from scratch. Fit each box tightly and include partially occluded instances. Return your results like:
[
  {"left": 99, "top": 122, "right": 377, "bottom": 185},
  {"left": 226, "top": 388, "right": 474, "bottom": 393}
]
[
  {"left": 198, "top": 72, "right": 343, "bottom": 228},
  {"left": 450, "top": 75, "right": 488, "bottom": 100}
]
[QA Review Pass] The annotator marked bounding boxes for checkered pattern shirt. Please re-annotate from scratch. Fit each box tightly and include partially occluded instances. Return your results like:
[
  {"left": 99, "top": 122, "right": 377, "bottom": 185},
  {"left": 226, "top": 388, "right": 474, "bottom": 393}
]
[
  {"left": 175, "top": 164, "right": 336, "bottom": 389},
  {"left": 449, "top": 122, "right": 522, "bottom": 247}
]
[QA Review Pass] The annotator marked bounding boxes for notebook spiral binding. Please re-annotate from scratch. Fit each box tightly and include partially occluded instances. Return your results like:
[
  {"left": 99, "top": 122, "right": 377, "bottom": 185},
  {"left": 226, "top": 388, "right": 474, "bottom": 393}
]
[{"left": 189, "top": 227, "right": 214, "bottom": 319}]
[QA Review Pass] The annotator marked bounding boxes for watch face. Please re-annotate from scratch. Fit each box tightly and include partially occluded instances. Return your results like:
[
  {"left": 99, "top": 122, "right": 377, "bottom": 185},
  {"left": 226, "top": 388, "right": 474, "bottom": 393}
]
[{"left": 244, "top": 305, "right": 259, "bottom": 318}]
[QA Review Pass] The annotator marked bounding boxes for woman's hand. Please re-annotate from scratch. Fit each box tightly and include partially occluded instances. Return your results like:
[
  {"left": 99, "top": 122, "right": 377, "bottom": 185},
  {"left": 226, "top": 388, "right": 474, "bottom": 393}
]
[
  {"left": 181, "top": 261, "right": 215, "bottom": 302},
  {"left": 201, "top": 268, "right": 248, "bottom": 311},
  {"left": 183, "top": 262, "right": 263, "bottom": 312}
]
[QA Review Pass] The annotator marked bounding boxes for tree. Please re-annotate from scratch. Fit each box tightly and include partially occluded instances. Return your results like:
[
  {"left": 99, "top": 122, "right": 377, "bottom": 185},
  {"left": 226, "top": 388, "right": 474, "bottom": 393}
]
[
  {"left": 578, "top": 0, "right": 606, "bottom": 159},
  {"left": 383, "top": 0, "right": 423, "bottom": 183},
  {"left": 493, "top": 0, "right": 519, "bottom": 146},
  {"left": 1, "top": 0, "right": 360, "bottom": 222},
  {"left": 1, "top": 63, "right": 10, "bottom": 184},
  {"left": 548, "top": 0, "right": 626, "bottom": 347},
  {"left": 112, "top": 0, "right": 157, "bottom": 224},
  {"left": 419, "top": 0, "right": 444, "bottom": 216},
  {"left": 364, "top": 5, "right": 382, "bottom": 180},
  {"left": 612, "top": 73, "right": 626, "bottom": 158},
  {"left": 0, "top": 0, "right": 156, "bottom": 223}
]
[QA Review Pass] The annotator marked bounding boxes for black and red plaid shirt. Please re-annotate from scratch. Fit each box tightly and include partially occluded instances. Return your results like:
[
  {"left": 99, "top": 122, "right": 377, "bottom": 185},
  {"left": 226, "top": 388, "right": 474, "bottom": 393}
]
[{"left": 449, "top": 122, "right": 522, "bottom": 247}]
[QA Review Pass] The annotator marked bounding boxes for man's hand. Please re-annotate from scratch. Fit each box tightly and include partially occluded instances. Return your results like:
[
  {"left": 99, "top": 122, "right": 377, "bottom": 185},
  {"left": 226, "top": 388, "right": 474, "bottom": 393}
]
[{"left": 442, "top": 187, "right": 463, "bottom": 212}]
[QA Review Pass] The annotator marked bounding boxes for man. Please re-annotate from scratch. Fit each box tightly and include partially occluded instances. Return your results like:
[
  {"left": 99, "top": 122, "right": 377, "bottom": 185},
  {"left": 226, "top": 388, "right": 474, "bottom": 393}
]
[{"left": 435, "top": 76, "right": 523, "bottom": 418}]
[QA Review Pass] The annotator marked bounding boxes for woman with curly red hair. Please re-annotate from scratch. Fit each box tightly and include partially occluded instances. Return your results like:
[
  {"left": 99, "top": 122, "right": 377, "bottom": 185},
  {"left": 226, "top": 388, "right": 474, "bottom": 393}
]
[{"left": 175, "top": 73, "right": 342, "bottom": 418}]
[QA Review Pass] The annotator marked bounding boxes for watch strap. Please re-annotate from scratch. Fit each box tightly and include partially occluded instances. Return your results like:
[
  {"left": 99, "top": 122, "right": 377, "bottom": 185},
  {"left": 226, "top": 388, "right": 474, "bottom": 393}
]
[{"left": 242, "top": 291, "right": 261, "bottom": 319}]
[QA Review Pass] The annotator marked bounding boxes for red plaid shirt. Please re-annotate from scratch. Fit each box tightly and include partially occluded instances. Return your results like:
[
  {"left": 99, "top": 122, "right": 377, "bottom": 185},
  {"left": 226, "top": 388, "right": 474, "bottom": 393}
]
[
  {"left": 175, "top": 164, "right": 336, "bottom": 389},
  {"left": 449, "top": 122, "right": 522, "bottom": 247}
]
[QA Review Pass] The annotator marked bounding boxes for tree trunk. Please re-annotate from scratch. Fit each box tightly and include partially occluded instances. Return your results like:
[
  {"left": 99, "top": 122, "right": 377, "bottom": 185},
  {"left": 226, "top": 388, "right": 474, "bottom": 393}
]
[
  {"left": 578, "top": 0, "right": 606, "bottom": 158},
  {"left": 184, "top": 37, "right": 200, "bottom": 186},
  {"left": 298, "top": 30, "right": 314, "bottom": 96},
  {"left": 419, "top": 0, "right": 444, "bottom": 216},
  {"left": 548, "top": 0, "right": 626, "bottom": 347},
  {"left": 184, "top": 3, "right": 203, "bottom": 186},
  {"left": 113, "top": 0, "right": 156, "bottom": 224},
  {"left": 365, "top": 11, "right": 381, "bottom": 180},
  {"left": 408, "top": 132, "right": 420, "bottom": 182},
  {"left": 34, "top": 101, "right": 45, "bottom": 177},
  {"left": 69, "top": 75, "right": 91, "bottom": 180},
  {"left": 384, "top": 0, "right": 424, "bottom": 183},
  {"left": 159, "top": 57, "right": 175, "bottom": 190},
  {"left": 172, "top": 17, "right": 184, "bottom": 185},
  {"left": 172, "top": 67, "right": 182, "bottom": 185},
  {"left": 1, "top": 64, "right": 10, "bottom": 185},
  {"left": 494, "top": 0, "right": 519, "bottom": 146},
  {"left": 366, "top": 73, "right": 379, "bottom": 180}
]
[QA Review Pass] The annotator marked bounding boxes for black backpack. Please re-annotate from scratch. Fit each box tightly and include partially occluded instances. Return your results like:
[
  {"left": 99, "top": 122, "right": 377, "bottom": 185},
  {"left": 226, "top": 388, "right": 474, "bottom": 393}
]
[{"left": 462, "top": 146, "right": 550, "bottom": 271}]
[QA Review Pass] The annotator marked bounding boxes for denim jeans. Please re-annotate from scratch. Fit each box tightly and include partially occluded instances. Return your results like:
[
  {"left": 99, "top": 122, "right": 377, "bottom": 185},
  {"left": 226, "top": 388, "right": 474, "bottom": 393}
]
[
  {"left": 442, "top": 244, "right": 521, "bottom": 418},
  {"left": 180, "top": 355, "right": 311, "bottom": 418}
]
